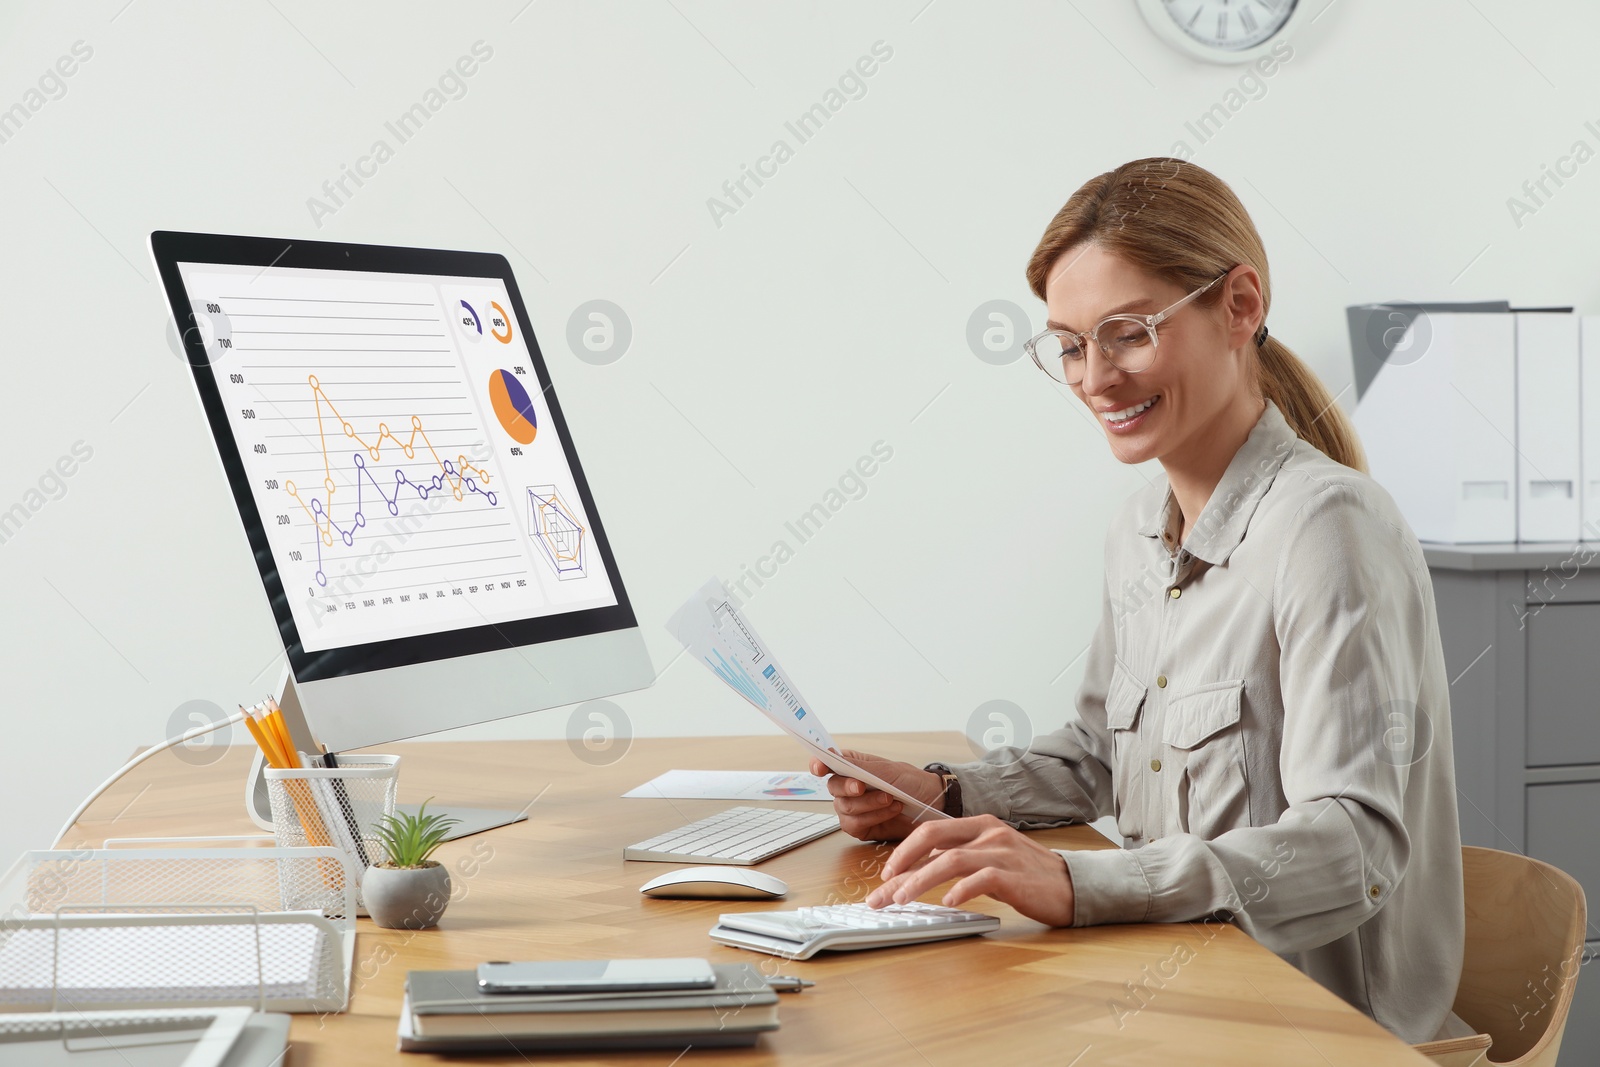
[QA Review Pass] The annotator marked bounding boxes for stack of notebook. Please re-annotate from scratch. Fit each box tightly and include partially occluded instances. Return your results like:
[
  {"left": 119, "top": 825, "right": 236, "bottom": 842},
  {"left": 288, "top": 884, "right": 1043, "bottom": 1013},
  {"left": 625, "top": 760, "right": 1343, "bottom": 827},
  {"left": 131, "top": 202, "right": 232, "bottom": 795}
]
[{"left": 397, "top": 962, "right": 780, "bottom": 1053}]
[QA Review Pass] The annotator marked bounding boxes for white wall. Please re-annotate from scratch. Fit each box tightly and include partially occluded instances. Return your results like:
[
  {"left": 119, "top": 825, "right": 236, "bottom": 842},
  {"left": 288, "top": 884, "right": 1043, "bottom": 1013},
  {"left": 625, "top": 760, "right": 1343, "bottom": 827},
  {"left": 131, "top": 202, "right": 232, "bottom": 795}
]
[{"left": 2, "top": 1, "right": 1598, "bottom": 864}]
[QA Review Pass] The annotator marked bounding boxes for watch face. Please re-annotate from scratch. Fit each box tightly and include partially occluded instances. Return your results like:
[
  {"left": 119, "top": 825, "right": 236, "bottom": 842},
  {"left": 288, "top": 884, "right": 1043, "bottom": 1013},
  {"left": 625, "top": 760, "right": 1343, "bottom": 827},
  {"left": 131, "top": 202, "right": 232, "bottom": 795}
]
[{"left": 1162, "top": 0, "right": 1296, "bottom": 51}]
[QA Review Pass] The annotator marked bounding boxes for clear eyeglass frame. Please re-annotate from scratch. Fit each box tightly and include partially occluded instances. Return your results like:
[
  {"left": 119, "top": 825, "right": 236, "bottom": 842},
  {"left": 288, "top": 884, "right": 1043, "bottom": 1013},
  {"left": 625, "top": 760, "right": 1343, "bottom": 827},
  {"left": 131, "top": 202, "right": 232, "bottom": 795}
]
[{"left": 1024, "top": 268, "right": 1232, "bottom": 385}]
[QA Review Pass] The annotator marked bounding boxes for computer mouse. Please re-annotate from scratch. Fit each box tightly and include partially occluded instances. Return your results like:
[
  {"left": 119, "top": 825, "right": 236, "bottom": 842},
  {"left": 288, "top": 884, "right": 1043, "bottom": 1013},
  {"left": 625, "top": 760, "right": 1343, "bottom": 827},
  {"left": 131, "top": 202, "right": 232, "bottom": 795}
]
[{"left": 639, "top": 866, "right": 789, "bottom": 900}]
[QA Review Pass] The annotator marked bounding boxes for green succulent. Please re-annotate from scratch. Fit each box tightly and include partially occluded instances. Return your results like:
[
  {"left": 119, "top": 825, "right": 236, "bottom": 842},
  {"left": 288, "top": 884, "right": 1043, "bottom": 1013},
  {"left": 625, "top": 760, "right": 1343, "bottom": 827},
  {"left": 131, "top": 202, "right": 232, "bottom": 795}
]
[{"left": 372, "top": 799, "right": 460, "bottom": 869}]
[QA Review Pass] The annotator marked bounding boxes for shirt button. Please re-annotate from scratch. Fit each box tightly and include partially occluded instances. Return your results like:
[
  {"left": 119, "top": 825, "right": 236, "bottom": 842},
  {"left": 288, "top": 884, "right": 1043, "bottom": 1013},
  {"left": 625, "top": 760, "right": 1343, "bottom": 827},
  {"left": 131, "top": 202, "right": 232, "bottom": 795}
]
[
  {"left": 1369, "top": 885, "right": 1381, "bottom": 899},
  {"left": 1168, "top": 587, "right": 1181, "bottom": 599},
  {"left": 1156, "top": 675, "right": 1167, "bottom": 688},
  {"left": 1150, "top": 758, "right": 1162, "bottom": 772}
]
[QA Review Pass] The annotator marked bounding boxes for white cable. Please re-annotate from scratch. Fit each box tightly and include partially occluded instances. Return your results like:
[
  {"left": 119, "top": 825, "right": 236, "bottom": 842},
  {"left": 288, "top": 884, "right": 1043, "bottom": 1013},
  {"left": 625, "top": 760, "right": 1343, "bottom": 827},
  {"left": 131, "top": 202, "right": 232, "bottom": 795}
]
[{"left": 53, "top": 710, "right": 247, "bottom": 848}]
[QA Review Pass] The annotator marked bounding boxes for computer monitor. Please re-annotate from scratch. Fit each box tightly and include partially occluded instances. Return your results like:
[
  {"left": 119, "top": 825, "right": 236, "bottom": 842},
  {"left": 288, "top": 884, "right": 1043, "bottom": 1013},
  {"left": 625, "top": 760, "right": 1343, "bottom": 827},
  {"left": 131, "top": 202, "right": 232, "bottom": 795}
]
[{"left": 150, "top": 231, "right": 654, "bottom": 831}]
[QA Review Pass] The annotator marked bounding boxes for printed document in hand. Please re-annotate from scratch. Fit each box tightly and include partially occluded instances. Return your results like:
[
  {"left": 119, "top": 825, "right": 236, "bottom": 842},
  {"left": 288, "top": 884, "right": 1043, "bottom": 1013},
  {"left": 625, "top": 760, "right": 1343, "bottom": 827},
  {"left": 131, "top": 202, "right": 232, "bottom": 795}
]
[{"left": 666, "top": 578, "right": 949, "bottom": 821}]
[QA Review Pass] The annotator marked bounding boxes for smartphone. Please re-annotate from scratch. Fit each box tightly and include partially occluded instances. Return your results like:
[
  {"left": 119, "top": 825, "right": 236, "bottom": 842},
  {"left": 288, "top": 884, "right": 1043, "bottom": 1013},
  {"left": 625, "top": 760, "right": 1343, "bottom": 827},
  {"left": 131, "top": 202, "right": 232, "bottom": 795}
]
[{"left": 476, "top": 958, "right": 717, "bottom": 994}]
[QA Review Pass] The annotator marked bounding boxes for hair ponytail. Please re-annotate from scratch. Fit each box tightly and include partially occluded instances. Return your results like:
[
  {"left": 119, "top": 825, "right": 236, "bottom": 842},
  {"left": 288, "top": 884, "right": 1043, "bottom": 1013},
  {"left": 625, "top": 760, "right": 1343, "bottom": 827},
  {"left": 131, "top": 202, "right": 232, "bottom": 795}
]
[
  {"left": 1026, "top": 157, "right": 1367, "bottom": 473},
  {"left": 1256, "top": 334, "right": 1366, "bottom": 472}
]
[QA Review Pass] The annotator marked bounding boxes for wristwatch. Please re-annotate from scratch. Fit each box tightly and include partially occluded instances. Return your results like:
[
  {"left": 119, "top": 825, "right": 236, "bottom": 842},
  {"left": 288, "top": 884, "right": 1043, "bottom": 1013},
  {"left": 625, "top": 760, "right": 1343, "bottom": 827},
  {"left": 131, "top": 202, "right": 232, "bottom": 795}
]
[{"left": 923, "top": 762, "right": 963, "bottom": 817}]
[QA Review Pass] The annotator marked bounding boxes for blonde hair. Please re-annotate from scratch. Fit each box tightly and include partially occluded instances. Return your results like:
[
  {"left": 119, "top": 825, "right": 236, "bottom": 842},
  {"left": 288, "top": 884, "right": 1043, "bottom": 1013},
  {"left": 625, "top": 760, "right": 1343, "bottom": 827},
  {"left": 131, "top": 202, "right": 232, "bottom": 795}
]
[{"left": 1026, "top": 157, "right": 1366, "bottom": 472}]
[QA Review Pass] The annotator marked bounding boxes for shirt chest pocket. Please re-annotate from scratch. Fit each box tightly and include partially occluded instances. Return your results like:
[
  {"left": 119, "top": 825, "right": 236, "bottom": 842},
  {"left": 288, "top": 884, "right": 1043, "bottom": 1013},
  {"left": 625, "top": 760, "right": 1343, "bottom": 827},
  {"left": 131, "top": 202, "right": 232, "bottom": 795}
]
[
  {"left": 1162, "top": 679, "right": 1251, "bottom": 839},
  {"left": 1105, "top": 658, "right": 1148, "bottom": 841}
]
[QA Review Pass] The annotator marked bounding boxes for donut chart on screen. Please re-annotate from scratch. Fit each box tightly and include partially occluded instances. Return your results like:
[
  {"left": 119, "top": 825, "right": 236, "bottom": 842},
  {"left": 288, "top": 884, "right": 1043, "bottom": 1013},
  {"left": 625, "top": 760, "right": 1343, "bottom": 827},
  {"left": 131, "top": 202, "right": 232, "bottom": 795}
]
[{"left": 488, "top": 369, "right": 538, "bottom": 445}]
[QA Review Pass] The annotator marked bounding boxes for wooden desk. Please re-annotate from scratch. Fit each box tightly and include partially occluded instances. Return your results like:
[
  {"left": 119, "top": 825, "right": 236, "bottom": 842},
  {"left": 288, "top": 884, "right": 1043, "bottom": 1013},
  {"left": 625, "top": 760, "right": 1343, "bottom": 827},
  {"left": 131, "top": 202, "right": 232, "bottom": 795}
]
[{"left": 72, "top": 732, "right": 1432, "bottom": 1065}]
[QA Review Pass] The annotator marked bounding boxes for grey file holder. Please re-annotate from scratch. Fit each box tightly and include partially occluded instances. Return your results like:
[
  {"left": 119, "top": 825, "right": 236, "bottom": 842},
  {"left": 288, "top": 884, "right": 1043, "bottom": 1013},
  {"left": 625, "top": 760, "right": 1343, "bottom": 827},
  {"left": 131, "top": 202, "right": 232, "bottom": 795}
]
[{"left": 1346, "top": 300, "right": 1511, "bottom": 401}]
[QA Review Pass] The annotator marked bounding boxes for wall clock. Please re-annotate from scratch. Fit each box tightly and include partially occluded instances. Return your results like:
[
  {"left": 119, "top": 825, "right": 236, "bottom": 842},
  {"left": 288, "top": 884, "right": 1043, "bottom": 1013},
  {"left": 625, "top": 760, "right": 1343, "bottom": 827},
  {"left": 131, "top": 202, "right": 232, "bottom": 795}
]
[{"left": 1136, "top": 0, "right": 1310, "bottom": 64}]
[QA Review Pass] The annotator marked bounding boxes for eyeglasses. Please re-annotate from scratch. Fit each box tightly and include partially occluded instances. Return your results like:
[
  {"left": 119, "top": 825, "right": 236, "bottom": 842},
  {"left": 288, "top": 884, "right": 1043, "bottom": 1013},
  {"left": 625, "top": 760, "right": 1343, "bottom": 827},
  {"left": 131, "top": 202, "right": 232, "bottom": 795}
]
[{"left": 1024, "top": 268, "right": 1231, "bottom": 386}]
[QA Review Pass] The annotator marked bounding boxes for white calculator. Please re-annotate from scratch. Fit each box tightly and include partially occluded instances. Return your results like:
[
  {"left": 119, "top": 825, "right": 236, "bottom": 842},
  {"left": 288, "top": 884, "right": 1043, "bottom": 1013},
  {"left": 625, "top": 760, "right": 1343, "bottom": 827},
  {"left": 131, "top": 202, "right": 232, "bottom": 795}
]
[{"left": 710, "top": 901, "right": 1001, "bottom": 960}]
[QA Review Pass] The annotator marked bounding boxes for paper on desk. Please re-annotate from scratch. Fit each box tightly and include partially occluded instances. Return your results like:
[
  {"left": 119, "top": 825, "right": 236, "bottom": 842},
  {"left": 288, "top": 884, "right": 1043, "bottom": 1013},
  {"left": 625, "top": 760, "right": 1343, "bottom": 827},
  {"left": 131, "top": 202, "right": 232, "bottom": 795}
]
[
  {"left": 0, "top": 917, "right": 326, "bottom": 999},
  {"left": 623, "top": 769, "right": 831, "bottom": 801},
  {"left": 666, "top": 578, "right": 950, "bottom": 821}
]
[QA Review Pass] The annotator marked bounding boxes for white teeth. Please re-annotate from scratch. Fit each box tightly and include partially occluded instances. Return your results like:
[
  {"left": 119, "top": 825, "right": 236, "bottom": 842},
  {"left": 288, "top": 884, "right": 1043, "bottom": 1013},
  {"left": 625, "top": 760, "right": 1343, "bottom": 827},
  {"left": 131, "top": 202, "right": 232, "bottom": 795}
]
[{"left": 1104, "top": 397, "right": 1157, "bottom": 423}]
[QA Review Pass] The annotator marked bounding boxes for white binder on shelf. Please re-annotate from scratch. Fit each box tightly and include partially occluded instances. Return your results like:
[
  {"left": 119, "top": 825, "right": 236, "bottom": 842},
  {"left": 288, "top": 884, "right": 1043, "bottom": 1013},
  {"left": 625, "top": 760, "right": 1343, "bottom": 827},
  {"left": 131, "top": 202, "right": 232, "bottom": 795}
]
[
  {"left": 1353, "top": 311, "right": 1517, "bottom": 543},
  {"left": 1583, "top": 317, "right": 1600, "bottom": 540},
  {"left": 1515, "top": 310, "right": 1581, "bottom": 542}
]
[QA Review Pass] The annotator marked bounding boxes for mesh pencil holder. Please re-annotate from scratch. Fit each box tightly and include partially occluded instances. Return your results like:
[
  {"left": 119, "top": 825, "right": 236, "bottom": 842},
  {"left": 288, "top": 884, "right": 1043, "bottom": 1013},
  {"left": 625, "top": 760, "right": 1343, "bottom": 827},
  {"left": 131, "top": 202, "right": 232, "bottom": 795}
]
[{"left": 263, "top": 755, "right": 400, "bottom": 904}]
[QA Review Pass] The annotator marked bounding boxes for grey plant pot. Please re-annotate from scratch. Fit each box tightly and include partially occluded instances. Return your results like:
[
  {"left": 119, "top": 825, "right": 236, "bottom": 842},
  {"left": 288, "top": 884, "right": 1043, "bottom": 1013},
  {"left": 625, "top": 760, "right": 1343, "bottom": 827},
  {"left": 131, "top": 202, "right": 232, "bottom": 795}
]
[{"left": 363, "top": 861, "right": 451, "bottom": 930}]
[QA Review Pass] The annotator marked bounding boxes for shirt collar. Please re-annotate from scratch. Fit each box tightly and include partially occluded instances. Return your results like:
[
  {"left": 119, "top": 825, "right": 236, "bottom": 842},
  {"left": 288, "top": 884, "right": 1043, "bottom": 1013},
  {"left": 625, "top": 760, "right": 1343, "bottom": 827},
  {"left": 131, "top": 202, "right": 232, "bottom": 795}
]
[{"left": 1134, "top": 399, "right": 1298, "bottom": 566}]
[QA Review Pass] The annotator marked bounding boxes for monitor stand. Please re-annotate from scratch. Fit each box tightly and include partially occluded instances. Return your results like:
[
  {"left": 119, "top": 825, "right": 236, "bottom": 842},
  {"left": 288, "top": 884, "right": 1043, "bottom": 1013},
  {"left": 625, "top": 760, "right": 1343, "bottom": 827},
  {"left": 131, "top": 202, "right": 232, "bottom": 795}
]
[
  {"left": 394, "top": 802, "right": 525, "bottom": 840},
  {"left": 241, "top": 675, "right": 529, "bottom": 843}
]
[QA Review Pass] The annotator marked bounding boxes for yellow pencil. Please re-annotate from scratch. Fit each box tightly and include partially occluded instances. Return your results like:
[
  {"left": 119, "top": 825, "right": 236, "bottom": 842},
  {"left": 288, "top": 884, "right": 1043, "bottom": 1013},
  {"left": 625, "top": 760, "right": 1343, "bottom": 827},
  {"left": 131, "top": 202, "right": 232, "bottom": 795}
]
[
  {"left": 246, "top": 704, "right": 291, "bottom": 768},
  {"left": 264, "top": 697, "right": 299, "bottom": 768},
  {"left": 252, "top": 700, "right": 338, "bottom": 881},
  {"left": 240, "top": 705, "right": 284, "bottom": 768},
  {"left": 289, "top": 781, "right": 334, "bottom": 848},
  {"left": 262, "top": 700, "right": 300, "bottom": 767}
]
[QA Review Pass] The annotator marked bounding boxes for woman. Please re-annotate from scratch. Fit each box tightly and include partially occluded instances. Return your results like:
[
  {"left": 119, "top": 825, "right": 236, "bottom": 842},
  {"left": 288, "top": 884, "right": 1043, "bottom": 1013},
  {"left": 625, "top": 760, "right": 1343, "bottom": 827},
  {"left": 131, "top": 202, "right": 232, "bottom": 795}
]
[{"left": 813, "top": 157, "right": 1466, "bottom": 1044}]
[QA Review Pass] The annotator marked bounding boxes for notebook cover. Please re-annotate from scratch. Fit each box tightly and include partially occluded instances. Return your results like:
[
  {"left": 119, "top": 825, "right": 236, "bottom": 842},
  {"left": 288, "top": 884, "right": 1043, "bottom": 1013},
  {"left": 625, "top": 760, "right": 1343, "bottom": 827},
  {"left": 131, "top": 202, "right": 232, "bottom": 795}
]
[
  {"left": 397, "top": 993, "right": 777, "bottom": 1052},
  {"left": 407, "top": 962, "right": 777, "bottom": 1015}
]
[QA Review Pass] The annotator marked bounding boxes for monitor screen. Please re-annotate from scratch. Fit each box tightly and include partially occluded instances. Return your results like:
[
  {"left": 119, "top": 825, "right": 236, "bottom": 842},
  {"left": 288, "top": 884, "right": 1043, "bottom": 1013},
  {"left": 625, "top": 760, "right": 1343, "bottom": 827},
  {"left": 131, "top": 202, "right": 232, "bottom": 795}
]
[
  {"left": 152, "top": 233, "right": 641, "bottom": 695},
  {"left": 175, "top": 259, "right": 617, "bottom": 653}
]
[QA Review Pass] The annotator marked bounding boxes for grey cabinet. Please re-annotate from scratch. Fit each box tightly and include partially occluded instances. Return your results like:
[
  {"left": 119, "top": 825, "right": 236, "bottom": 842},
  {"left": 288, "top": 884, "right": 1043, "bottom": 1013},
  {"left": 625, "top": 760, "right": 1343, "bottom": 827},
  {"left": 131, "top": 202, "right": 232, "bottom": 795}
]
[
  {"left": 1527, "top": 605, "right": 1600, "bottom": 766},
  {"left": 1526, "top": 783, "right": 1600, "bottom": 905},
  {"left": 1425, "top": 544, "right": 1600, "bottom": 1066},
  {"left": 1568, "top": 945, "right": 1600, "bottom": 1062}
]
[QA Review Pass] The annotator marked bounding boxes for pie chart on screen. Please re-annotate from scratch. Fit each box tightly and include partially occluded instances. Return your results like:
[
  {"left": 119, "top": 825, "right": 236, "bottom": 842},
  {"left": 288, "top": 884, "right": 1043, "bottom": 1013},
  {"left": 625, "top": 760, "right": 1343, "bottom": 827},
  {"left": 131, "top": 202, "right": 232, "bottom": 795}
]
[{"left": 488, "top": 369, "right": 538, "bottom": 445}]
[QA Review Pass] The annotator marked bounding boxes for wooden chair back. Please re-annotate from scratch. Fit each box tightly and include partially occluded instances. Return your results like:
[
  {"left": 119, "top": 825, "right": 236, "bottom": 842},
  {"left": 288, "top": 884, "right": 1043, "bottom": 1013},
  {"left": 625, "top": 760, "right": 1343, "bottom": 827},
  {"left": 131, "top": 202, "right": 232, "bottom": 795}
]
[{"left": 1443, "top": 846, "right": 1586, "bottom": 1066}]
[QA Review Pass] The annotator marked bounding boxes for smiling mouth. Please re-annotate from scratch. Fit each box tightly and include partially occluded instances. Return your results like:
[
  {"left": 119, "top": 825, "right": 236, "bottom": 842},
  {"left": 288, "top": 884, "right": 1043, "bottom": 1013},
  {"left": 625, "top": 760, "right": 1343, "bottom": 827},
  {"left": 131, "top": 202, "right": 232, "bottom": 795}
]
[{"left": 1102, "top": 395, "right": 1159, "bottom": 424}]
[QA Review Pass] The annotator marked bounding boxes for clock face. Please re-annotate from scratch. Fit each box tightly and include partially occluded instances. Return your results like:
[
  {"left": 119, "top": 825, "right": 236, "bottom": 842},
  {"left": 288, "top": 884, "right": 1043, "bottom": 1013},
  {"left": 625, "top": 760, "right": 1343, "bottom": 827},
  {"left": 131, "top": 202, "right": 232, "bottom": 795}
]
[{"left": 1161, "top": 0, "right": 1297, "bottom": 51}]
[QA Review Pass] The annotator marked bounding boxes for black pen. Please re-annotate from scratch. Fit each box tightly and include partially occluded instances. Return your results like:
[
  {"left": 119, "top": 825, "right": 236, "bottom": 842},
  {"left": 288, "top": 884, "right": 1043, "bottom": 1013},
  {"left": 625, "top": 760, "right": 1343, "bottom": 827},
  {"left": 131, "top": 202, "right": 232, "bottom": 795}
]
[{"left": 320, "top": 749, "right": 372, "bottom": 869}]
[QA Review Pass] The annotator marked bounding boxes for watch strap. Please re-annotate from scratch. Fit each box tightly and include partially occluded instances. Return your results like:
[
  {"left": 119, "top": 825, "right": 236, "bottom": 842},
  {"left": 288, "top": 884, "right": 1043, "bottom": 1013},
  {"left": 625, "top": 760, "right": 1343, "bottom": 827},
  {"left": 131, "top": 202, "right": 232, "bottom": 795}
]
[{"left": 923, "top": 762, "right": 963, "bottom": 817}]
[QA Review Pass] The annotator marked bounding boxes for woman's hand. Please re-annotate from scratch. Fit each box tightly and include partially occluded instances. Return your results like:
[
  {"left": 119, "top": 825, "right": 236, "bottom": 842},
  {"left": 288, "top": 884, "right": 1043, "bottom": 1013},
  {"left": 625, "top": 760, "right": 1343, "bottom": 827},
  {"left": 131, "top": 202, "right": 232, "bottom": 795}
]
[
  {"left": 865, "top": 814, "right": 1077, "bottom": 927},
  {"left": 808, "top": 749, "right": 947, "bottom": 842}
]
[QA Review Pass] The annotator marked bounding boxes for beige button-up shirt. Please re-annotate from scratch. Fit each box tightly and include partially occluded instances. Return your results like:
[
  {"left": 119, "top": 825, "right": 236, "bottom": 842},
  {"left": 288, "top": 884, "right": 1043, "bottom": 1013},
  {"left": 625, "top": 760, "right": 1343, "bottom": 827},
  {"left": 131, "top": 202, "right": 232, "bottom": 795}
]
[{"left": 954, "top": 399, "right": 1464, "bottom": 1044}]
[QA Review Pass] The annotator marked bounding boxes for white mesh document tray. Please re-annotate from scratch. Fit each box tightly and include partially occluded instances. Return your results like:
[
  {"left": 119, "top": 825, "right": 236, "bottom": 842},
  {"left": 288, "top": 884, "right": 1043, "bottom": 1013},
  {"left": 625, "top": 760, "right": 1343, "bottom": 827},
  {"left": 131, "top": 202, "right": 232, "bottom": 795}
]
[{"left": 0, "top": 844, "right": 356, "bottom": 1014}]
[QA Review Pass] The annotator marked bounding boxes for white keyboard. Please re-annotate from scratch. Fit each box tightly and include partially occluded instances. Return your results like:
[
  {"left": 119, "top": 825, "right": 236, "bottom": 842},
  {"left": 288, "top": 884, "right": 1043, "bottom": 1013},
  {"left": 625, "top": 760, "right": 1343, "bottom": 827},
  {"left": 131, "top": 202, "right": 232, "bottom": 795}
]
[
  {"left": 710, "top": 902, "right": 1001, "bottom": 959},
  {"left": 624, "top": 805, "right": 840, "bottom": 865}
]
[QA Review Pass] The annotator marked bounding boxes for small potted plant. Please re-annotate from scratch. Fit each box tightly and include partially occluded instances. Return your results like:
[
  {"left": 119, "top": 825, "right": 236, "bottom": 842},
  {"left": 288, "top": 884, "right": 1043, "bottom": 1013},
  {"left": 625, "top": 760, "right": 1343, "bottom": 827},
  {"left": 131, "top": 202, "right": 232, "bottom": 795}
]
[{"left": 363, "top": 800, "right": 460, "bottom": 930}]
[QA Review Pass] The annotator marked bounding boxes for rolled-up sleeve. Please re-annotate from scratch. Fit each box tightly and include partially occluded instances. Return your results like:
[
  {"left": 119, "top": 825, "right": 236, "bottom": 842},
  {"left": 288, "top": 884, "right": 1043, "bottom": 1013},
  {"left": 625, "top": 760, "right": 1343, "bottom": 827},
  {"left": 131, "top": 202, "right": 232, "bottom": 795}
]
[
  {"left": 1058, "top": 484, "right": 1422, "bottom": 952},
  {"left": 950, "top": 573, "right": 1117, "bottom": 830}
]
